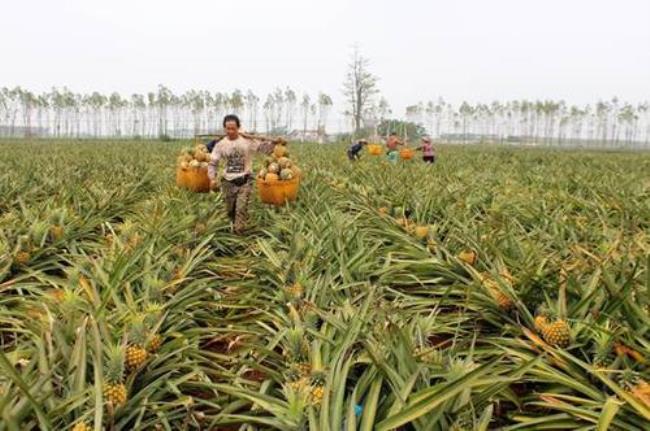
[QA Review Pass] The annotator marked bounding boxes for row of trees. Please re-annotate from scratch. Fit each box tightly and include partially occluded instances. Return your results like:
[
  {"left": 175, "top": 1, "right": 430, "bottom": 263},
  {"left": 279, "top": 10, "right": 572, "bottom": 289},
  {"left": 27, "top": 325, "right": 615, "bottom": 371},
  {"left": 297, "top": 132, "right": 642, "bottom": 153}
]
[
  {"left": 403, "top": 98, "right": 650, "bottom": 147},
  {"left": 1, "top": 44, "right": 648, "bottom": 148},
  {"left": 0, "top": 86, "right": 334, "bottom": 139}
]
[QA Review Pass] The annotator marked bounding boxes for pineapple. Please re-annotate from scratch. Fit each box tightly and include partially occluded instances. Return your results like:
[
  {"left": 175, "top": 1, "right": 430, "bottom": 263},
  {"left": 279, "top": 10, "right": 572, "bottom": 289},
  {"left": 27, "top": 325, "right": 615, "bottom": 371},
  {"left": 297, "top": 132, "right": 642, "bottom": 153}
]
[
  {"left": 297, "top": 362, "right": 311, "bottom": 378},
  {"left": 126, "top": 316, "right": 149, "bottom": 370},
  {"left": 104, "top": 345, "right": 127, "bottom": 407},
  {"left": 617, "top": 370, "right": 650, "bottom": 407},
  {"left": 194, "top": 222, "right": 207, "bottom": 235},
  {"left": 481, "top": 272, "right": 513, "bottom": 310},
  {"left": 15, "top": 251, "right": 31, "bottom": 265},
  {"left": 413, "top": 225, "right": 430, "bottom": 240},
  {"left": 542, "top": 320, "right": 571, "bottom": 348},
  {"left": 492, "top": 289, "right": 513, "bottom": 310},
  {"left": 534, "top": 315, "right": 549, "bottom": 333},
  {"left": 71, "top": 422, "right": 91, "bottom": 431},
  {"left": 309, "top": 385, "right": 325, "bottom": 405},
  {"left": 285, "top": 283, "right": 304, "bottom": 300},
  {"left": 458, "top": 250, "right": 477, "bottom": 265},
  {"left": 50, "top": 225, "right": 65, "bottom": 241},
  {"left": 147, "top": 334, "right": 163, "bottom": 353}
]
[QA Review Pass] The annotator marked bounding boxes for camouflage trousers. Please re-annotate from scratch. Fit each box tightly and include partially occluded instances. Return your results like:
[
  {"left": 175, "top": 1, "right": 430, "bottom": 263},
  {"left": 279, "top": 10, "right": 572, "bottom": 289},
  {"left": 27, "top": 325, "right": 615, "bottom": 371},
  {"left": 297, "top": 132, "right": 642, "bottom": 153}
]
[{"left": 221, "top": 177, "right": 253, "bottom": 234}]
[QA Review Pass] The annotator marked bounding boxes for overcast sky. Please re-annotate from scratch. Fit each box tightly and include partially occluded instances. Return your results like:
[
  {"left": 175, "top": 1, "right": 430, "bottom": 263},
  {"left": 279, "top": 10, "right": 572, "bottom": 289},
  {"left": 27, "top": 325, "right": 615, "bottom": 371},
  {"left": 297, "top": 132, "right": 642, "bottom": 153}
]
[{"left": 1, "top": 0, "right": 649, "bottom": 119}]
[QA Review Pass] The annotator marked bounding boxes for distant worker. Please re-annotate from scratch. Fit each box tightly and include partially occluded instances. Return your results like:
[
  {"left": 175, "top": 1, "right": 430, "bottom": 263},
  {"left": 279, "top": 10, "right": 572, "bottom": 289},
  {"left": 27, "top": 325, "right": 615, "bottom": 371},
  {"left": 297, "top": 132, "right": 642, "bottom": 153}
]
[
  {"left": 417, "top": 136, "right": 436, "bottom": 163},
  {"left": 347, "top": 139, "right": 368, "bottom": 161},
  {"left": 386, "top": 133, "right": 403, "bottom": 163}
]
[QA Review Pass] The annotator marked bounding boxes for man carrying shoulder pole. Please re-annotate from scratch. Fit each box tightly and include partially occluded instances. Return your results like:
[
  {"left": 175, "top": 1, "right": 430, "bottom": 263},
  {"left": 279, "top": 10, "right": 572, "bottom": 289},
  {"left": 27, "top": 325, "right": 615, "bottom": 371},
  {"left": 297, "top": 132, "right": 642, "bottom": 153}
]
[{"left": 208, "top": 114, "right": 279, "bottom": 234}]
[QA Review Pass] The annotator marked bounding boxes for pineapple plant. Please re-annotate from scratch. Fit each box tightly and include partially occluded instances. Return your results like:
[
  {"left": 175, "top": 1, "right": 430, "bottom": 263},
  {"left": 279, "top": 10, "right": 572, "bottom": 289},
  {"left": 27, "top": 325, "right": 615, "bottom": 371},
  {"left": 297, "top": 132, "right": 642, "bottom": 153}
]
[
  {"left": 618, "top": 370, "right": 650, "bottom": 407},
  {"left": 104, "top": 345, "right": 127, "bottom": 407},
  {"left": 591, "top": 321, "right": 615, "bottom": 369},
  {"left": 126, "top": 315, "right": 149, "bottom": 370},
  {"left": 283, "top": 327, "right": 310, "bottom": 362}
]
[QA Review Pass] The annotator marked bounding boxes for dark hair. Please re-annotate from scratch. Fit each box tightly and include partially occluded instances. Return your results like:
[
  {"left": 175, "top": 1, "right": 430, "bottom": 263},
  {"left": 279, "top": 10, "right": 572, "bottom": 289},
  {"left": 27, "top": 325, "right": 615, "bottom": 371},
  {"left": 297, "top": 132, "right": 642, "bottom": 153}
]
[
  {"left": 223, "top": 114, "right": 240, "bottom": 128},
  {"left": 389, "top": 132, "right": 398, "bottom": 137}
]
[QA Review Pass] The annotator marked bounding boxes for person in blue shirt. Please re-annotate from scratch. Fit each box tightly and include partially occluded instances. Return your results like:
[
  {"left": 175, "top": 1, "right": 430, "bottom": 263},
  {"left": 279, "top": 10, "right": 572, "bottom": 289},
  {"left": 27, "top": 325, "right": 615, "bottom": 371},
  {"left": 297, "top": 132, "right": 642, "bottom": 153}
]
[{"left": 347, "top": 139, "right": 367, "bottom": 161}]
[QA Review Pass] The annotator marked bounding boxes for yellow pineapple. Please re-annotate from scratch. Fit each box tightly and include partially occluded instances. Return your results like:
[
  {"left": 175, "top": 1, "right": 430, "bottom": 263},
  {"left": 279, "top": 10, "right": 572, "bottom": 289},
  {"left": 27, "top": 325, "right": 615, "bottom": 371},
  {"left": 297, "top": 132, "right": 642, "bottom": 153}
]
[
  {"left": 147, "top": 334, "right": 163, "bottom": 353},
  {"left": 286, "top": 283, "right": 304, "bottom": 300},
  {"left": 534, "top": 315, "right": 549, "bottom": 333},
  {"left": 287, "top": 376, "right": 310, "bottom": 392},
  {"left": 492, "top": 289, "right": 513, "bottom": 310},
  {"left": 126, "top": 316, "right": 149, "bottom": 370},
  {"left": 125, "top": 345, "right": 148, "bottom": 370},
  {"left": 309, "top": 385, "right": 325, "bottom": 405},
  {"left": 71, "top": 422, "right": 92, "bottom": 431},
  {"left": 481, "top": 272, "right": 512, "bottom": 310},
  {"left": 104, "top": 345, "right": 127, "bottom": 407},
  {"left": 15, "top": 251, "right": 31, "bottom": 265},
  {"left": 194, "top": 222, "right": 207, "bottom": 235},
  {"left": 413, "top": 225, "right": 430, "bottom": 240},
  {"left": 458, "top": 250, "right": 477, "bottom": 265},
  {"left": 542, "top": 320, "right": 571, "bottom": 348},
  {"left": 297, "top": 362, "right": 311, "bottom": 378},
  {"left": 49, "top": 225, "right": 65, "bottom": 241}
]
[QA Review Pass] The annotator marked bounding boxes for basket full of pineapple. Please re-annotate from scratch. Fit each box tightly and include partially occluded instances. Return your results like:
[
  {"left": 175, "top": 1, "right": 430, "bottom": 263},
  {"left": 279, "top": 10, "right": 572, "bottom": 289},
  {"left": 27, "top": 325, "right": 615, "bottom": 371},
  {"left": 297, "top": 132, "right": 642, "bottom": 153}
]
[
  {"left": 256, "top": 140, "right": 302, "bottom": 206},
  {"left": 176, "top": 144, "right": 211, "bottom": 193}
]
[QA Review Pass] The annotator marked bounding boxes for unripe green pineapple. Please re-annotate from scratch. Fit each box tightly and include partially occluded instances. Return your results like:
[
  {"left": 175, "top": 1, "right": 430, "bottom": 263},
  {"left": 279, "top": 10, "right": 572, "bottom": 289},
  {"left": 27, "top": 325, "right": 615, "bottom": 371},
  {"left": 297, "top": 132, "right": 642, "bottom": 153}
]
[
  {"left": 542, "top": 319, "right": 571, "bottom": 347},
  {"left": 104, "top": 345, "right": 127, "bottom": 407}
]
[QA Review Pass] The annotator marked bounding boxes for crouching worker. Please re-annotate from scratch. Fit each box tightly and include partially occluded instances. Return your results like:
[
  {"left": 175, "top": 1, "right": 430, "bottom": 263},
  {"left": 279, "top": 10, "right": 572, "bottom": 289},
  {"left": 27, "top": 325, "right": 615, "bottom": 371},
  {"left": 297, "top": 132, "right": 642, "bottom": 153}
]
[
  {"left": 208, "top": 114, "right": 278, "bottom": 234},
  {"left": 347, "top": 139, "right": 367, "bottom": 161}
]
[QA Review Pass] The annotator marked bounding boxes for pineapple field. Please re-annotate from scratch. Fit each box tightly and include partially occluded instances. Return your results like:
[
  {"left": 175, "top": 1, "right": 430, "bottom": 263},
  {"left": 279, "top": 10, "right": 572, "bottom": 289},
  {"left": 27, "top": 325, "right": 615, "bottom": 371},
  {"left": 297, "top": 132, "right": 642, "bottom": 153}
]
[{"left": 1, "top": 139, "right": 650, "bottom": 430}]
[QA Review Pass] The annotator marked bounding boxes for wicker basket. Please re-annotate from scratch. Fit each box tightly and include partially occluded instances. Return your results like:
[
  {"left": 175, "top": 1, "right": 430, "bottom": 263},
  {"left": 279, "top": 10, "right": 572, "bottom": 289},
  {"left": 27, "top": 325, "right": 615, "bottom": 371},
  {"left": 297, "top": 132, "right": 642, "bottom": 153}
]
[
  {"left": 176, "top": 166, "right": 210, "bottom": 193},
  {"left": 400, "top": 148, "right": 415, "bottom": 160},
  {"left": 257, "top": 176, "right": 300, "bottom": 206},
  {"left": 368, "top": 144, "right": 382, "bottom": 156}
]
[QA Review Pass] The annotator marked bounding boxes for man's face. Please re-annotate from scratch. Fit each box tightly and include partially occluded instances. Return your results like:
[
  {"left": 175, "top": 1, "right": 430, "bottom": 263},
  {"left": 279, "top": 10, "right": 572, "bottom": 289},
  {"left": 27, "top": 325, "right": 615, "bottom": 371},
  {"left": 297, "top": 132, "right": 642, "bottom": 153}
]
[{"left": 224, "top": 121, "right": 239, "bottom": 139}]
